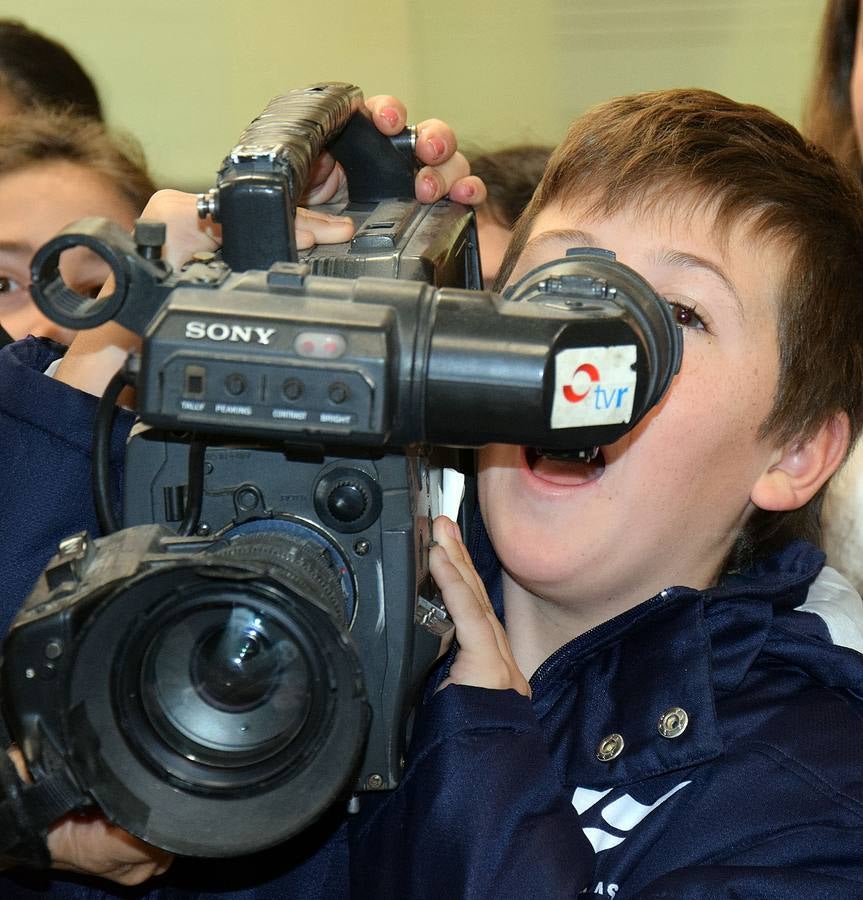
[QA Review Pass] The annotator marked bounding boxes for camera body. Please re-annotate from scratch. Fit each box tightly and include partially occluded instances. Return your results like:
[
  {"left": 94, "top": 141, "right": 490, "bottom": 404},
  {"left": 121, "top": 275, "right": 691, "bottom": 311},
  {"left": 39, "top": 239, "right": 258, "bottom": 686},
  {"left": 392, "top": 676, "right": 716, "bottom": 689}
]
[
  {"left": 4, "top": 439, "right": 444, "bottom": 854},
  {"left": 1, "top": 83, "right": 683, "bottom": 859}
]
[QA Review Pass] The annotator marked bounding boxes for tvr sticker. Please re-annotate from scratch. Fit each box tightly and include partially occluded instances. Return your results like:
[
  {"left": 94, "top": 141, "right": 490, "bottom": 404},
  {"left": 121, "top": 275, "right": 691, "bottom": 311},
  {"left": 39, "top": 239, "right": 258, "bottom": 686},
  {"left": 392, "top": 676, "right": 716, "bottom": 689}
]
[{"left": 552, "top": 346, "right": 637, "bottom": 429}]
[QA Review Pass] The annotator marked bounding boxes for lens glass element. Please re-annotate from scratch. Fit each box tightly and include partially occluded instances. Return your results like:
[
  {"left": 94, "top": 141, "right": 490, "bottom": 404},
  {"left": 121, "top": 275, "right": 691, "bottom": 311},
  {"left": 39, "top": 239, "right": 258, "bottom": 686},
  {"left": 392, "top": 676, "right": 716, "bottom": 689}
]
[{"left": 144, "top": 598, "right": 312, "bottom": 766}]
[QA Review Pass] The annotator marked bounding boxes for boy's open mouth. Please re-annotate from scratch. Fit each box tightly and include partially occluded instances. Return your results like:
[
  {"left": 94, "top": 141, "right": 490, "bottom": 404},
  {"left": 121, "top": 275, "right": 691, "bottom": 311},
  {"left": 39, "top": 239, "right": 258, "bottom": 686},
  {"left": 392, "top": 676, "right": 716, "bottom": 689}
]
[{"left": 525, "top": 447, "right": 606, "bottom": 486}]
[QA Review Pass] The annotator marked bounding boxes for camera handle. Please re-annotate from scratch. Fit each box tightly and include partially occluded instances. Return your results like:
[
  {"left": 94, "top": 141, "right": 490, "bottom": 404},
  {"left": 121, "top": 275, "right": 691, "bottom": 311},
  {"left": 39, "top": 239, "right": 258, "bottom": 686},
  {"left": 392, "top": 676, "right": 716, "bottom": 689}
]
[
  {"left": 201, "top": 83, "right": 417, "bottom": 272},
  {"left": 0, "top": 721, "right": 86, "bottom": 869}
]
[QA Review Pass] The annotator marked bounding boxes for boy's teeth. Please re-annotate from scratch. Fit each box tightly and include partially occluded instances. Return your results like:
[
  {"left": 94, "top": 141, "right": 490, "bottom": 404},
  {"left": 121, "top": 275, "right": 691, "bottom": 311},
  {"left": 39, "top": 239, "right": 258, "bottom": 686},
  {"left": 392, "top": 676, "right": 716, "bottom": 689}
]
[{"left": 529, "top": 451, "right": 605, "bottom": 486}]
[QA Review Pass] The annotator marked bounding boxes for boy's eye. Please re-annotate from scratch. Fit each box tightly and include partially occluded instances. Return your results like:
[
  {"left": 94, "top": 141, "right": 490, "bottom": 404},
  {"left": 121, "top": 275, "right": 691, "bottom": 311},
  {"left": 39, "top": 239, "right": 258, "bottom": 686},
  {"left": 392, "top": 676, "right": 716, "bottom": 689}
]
[
  {"left": 0, "top": 275, "right": 23, "bottom": 294},
  {"left": 666, "top": 300, "right": 707, "bottom": 332}
]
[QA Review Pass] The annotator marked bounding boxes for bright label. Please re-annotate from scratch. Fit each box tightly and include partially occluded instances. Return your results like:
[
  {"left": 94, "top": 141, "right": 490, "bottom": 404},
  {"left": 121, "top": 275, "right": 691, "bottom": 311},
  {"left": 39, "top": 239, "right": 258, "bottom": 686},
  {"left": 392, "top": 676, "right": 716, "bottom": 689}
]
[{"left": 551, "top": 345, "right": 637, "bottom": 429}]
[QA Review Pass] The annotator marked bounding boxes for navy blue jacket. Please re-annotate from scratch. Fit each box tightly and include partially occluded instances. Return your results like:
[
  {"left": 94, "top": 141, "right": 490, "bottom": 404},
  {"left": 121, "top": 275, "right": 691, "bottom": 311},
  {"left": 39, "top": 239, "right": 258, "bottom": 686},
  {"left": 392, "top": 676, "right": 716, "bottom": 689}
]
[
  {"left": 1, "top": 337, "right": 862, "bottom": 898},
  {"left": 349, "top": 524, "right": 863, "bottom": 898},
  {"left": 0, "top": 338, "right": 133, "bottom": 632}
]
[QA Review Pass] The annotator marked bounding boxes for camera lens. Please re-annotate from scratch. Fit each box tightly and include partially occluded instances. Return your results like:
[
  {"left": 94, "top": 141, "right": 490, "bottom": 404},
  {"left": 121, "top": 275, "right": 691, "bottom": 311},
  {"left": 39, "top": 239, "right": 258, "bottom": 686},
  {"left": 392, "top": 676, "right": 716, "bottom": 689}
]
[
  {"left": 66, "top": 520, "right": 370, "bottom": 855},
  {"left": 144, "top": 600, "right": 314, "bottom": 764},
  {"left": 192, "top": 619, "right": 283, "bottom": 713}
]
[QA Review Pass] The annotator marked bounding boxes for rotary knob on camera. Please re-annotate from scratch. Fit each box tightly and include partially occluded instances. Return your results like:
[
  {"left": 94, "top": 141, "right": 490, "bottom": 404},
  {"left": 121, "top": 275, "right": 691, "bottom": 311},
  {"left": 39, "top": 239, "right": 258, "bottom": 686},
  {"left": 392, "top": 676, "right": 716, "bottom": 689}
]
[
  {"left": 327, "top": 479, "right": 369, "bottom": 524},
  {"left": 314, "top": 467, "right": 382, "bottom": 533}
]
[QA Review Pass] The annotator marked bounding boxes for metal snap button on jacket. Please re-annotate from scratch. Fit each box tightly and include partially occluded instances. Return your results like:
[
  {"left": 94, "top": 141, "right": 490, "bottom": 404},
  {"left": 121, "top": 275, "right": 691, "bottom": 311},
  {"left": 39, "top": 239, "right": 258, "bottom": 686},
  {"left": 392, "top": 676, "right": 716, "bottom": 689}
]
[
  {"left": 596, "top": 733, "right": 625, "bottom": 761},
  {"left": 658, "top": 707, "right": 689, "bottom": 739}
]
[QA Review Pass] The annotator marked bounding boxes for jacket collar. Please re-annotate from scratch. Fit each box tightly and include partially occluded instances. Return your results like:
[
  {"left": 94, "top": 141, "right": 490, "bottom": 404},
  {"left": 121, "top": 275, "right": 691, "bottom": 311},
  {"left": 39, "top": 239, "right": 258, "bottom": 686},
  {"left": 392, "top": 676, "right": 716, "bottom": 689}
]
[{"left": 467, "top": 516, "right": 828, "bottom": 789}]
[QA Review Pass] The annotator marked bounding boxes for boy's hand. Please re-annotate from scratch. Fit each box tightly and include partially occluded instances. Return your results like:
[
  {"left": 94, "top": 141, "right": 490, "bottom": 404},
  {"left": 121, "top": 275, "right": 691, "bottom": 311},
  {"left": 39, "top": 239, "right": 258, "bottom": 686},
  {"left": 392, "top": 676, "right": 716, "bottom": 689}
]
[
  {"left": 137, "top": 189, "right": 357, "bottom": 265},
  {"left": 6, "top": 747, "right": 171, "bottom": 886},
  {"left": 430, "top": 516, "right": 531, "bottom": 697},
  {"left": 46, "top": 813, "right": 172, "bottom": 886},
  {"left": 305, "top": 94, "right": 485, "bottom": 208}
]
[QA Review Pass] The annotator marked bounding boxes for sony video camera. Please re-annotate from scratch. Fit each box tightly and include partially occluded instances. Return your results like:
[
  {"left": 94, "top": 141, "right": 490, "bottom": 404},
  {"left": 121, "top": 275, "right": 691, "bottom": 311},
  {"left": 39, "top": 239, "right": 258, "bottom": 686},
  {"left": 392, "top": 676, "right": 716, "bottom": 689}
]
[{"left": 0, "top": 83, "right": 682, "bottom": 859}]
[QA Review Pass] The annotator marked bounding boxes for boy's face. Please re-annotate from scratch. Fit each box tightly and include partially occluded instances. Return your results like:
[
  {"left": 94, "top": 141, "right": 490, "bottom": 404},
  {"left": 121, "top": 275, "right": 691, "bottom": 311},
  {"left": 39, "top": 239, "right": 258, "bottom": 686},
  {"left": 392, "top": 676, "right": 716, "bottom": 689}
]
[{"left": 479, "top": 198, "right": 789, "bottom": 613}]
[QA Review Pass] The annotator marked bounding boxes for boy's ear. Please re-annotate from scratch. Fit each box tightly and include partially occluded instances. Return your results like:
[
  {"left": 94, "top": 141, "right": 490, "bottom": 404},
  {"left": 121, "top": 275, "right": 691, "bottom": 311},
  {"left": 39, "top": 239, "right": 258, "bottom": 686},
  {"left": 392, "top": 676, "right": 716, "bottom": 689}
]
[{"left": 751, "top": 413, "right": 850, "bottom": 512}]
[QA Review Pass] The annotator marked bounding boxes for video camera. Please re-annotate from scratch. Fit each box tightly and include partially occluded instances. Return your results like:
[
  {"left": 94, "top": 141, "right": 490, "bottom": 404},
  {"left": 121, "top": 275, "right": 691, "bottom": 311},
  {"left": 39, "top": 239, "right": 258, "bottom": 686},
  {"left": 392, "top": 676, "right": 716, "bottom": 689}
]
[{"left": 0, "top": 83, "right": 682, "bottom": 860}]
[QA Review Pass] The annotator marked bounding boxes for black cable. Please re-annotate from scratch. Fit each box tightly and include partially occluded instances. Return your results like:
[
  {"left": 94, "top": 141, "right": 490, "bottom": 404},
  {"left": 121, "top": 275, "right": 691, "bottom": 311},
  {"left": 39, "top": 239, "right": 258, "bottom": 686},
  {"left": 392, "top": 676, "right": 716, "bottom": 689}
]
[
  {"left": 177, "top": 439, "right": 206, "bottom": 536},
  {"left": 91, "top": 367, "right": 132, "bottom": 535}
]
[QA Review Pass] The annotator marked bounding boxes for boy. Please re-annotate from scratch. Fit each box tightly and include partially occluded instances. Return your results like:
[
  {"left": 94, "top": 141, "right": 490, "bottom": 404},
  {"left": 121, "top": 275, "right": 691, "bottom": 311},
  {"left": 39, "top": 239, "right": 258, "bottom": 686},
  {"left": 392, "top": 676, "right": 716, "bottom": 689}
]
[
  {"left": 348, "top": 89, "right": 863, "bottom": 898},
  {"left": 4, "top": 89, "right": 863, "bottom": 898}
]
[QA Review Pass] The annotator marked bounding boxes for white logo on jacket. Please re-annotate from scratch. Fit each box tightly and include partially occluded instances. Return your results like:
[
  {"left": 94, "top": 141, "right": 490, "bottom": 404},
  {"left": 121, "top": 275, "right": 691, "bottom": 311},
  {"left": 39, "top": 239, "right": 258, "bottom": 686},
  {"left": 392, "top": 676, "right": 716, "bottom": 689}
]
[{"left": 572, "top": 781, "right": 691, "bottom": 854}]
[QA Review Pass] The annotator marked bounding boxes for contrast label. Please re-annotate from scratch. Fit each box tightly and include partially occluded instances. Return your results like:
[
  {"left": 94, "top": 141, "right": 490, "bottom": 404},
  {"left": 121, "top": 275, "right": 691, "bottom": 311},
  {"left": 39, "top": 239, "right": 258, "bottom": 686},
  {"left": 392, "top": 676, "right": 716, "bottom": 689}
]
[{"left": 551, "top": 346, "right": 637, "bottom": 429}]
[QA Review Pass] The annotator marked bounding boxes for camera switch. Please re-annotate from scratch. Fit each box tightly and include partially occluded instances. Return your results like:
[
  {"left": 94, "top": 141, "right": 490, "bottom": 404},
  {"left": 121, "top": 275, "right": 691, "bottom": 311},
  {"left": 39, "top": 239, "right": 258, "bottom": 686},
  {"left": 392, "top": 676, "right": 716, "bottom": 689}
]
[
  {"left": 225, "top": 373, "right": 248, "bottom": 396},
  {"left": 184, "top": 365, "right": 206, "bottom": 397},
  {"left": 329, "top": 382, "right": 350, "bottom": 404},
  {"left": 282, "top": 378, "right": 304, "bottom": 401}
]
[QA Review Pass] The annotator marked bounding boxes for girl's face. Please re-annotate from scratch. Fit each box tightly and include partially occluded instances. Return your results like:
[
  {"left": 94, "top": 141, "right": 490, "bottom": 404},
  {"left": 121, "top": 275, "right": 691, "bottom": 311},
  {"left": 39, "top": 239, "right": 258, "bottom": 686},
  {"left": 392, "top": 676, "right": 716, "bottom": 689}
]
[{"left": 0, "top": 159, "right": 137, "bottom": 345}]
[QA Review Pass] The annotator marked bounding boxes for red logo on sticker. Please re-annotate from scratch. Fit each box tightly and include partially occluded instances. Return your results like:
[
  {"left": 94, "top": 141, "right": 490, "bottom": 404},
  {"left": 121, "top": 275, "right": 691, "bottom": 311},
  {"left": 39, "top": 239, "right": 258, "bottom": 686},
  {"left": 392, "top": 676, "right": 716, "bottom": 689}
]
[{"left": 563, "top": 363, "right": 600, "bottom": 403}]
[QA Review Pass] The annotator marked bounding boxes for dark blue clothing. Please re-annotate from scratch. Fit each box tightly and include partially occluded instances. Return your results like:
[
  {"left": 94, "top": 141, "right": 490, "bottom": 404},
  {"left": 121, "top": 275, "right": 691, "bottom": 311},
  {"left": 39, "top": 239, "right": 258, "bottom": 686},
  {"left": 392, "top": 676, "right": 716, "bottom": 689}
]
[
  {"left": 1, "top": 337, "right": 863, "bottom": 898},
  {"left": 349, "top": 526, "right": 863, "bottom": 898},
  {"left": 0, "top": 337, "right": 134, "bottom": 632}
]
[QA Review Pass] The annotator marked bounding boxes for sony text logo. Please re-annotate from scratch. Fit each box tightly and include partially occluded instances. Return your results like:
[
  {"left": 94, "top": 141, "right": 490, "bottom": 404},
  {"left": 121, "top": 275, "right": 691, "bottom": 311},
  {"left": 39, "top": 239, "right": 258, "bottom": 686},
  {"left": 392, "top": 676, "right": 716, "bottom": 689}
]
[{"left": 185, "top": 321, "right": 276, "bottom": 345}]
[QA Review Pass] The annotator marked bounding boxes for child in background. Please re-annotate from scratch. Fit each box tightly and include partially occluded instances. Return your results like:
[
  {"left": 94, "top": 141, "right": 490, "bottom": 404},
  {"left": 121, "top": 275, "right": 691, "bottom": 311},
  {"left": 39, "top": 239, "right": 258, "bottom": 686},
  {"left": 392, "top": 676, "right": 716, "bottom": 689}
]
[
  {"left": 0, "top": 110, "right": 154, "bottom": 346},
  {"left": 803, "top": 0, "right": 863, "bottom": 594},
  {"left": 467, "top": 144, "right": 552, "bottom": 285},
  {"left": 0, "top": 19, "right": 102, "bottom": 121}
]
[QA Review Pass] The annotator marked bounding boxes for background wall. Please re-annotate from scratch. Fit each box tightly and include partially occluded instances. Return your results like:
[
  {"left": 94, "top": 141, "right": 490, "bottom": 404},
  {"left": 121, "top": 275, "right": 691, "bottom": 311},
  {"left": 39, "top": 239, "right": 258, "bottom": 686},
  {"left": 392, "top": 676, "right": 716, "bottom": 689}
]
[{"left": 3, "top": 0, "right": 827, "bottom": 189}]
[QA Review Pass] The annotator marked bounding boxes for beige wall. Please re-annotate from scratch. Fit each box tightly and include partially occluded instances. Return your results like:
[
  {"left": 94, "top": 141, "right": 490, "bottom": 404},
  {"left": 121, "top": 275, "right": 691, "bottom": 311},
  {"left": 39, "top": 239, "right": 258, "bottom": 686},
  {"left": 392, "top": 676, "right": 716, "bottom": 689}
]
[{"left": 5, "top": 1, "right": 827, "bottom": 189}]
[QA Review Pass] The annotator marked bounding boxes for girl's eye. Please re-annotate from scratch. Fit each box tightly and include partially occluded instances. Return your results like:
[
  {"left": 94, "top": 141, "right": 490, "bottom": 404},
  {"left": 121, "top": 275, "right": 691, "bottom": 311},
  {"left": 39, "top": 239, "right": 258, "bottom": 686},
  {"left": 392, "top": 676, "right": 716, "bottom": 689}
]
[
  {"left": 667, "top": 300, "right": 707, "bottom": 332},
  {"left": 0, "top": 275, "right": 22, "bottom": 294}
]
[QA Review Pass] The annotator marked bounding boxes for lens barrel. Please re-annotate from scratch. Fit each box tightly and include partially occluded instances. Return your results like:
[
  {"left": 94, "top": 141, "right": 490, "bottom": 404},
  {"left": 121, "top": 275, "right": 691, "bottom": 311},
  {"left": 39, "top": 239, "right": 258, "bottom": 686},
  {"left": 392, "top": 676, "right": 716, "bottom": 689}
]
[{"left": 63, "top": 522, "right": 368, "bottom": 856}]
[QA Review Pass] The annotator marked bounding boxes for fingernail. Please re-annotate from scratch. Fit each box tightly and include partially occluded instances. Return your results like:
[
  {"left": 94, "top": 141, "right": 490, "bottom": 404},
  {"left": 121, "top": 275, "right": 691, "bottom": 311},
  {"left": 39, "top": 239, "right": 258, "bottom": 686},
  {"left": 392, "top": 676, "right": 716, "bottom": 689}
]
[
  {"left": 422, "top": 176, "right": 438, "bottom": 200},
  {"left": 426, "top": 137, "right": 446, "bottom": 160},
  {"left": 380, "top": 106, "right": 400, "bottom": 128},
  {"left": 461, "top": 182, "right": 476, "bottom": 199}
]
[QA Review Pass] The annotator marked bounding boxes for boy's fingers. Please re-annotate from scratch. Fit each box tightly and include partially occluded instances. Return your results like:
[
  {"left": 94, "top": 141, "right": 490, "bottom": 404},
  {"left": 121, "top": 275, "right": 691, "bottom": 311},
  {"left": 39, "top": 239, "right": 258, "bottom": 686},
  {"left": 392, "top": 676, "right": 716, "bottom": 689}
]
[
  {"left": 140, "top": 189, "right": 221, "bottom": 269},
  {"left": 415, "top": 153, "right": 471, "bottom": 204},
  {"left": 431, "top": 517, "right": 519, "bottom": 665},
  {"left": 433, "top": 517, "right": 493, "bottom": 612},
  {"left": 295, "top": 207, "right": 355, "bottom": 249},
  {"left": 415, "top": 118, "right": 458, "bottom": 166},
  {"left": 430, "top": 546, "right": 503, "bottom": 654},
  {"left": 448, "top": 174, "right": 487, "bottom": 206},
  {"left": 302, "top": 154, "right": 346, "bottom": 205},
  {"left": 364, "top": 95, "right": 407, "bottom": 135},
  {"left": 429, "top": 544, "right": 488, "bottom": 631},
  {"left": 47, "top": 814, "right": 173, "bottom": 885}
]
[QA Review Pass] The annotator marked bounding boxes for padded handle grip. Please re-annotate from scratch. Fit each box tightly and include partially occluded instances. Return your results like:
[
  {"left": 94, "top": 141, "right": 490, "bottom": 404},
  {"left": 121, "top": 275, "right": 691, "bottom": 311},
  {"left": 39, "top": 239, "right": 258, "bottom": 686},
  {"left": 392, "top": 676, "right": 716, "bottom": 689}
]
[
  {"left": 211, "top": 83, "right": 417, "bottom": 271},
  {"left": 213, "top": 83, "right": 363, "bottom": 270},
  {"left": 227, "top": 82, "right": 365, "bottom": 205}
]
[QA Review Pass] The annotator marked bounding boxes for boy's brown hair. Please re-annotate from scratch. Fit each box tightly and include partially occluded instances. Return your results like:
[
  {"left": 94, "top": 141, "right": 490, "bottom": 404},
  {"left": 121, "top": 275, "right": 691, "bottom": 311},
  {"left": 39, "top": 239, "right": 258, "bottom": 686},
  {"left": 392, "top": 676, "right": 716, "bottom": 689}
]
[
  {"left": 498, "top": 88, "right": 863, "bottom": 569},
  {"left": 0, "top": 108, "right": 156, "bottom": 212}
]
